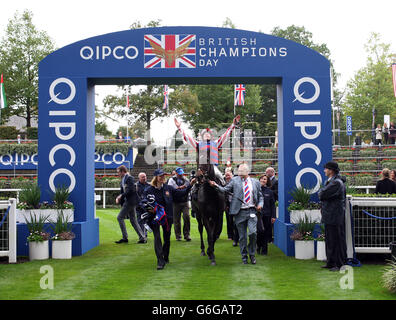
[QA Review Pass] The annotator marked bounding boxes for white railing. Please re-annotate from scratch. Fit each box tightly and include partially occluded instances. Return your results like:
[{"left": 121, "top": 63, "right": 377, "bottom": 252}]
[{"left": 0, "top": 198, "right": 17, "bottom": 263}]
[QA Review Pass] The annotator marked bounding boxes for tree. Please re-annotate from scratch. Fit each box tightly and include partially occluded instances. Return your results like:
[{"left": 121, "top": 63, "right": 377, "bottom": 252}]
[
  {"left": 342, "top": 33, "right": 396, "bottom": 137},
  {"left": 0, "top": 10, "right": 55, "bottom": 127}
]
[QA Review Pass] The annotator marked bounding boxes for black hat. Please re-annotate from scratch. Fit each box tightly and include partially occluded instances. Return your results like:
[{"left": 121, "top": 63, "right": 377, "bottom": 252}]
[
  {"left": 324, "top": 161, "right": 339, "bottom": 173},
  {"left": 153, "top": 168, "right": 165, "bottom": 176}
]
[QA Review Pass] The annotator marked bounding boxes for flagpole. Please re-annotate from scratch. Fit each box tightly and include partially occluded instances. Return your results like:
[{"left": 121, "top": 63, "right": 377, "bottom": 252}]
[{"left": 126, "top": 87, "right": 129, "bottom": 144}]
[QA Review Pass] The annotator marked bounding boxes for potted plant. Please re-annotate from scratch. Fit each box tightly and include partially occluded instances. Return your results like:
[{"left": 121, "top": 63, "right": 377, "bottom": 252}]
[
  {"left": 288, "top": 186, "right": 321, "bottom": 223},
  {"left": 290, "top": 214, "right": 315, "bottom": 259},
  {"left": 16, "top": 185, "right": 74, "bottom": 223},
  {"left": 51, "top": 210, "right": 75, "bottom": 259},
  {"left": 26, "top": 212, "right": 50, "bottom": 261},
  {"left": 316, "top": 224, "right": 326, "bottom": 261}
]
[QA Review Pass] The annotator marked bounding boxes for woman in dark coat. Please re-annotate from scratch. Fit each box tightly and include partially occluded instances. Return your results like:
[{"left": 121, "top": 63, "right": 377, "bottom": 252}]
[
  {"left": 375, "top": 168, "right": 396, "bottom": 194},
  {"left": 257, "top": 174, "right": 276, "bottom": 255},
  {"left": 141, "top": 169, "right": 195, "bottom": 270}
]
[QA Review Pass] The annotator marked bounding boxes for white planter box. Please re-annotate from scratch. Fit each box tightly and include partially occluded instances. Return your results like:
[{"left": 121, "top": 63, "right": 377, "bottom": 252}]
[
  {"left": 316, "top": 240, "right": 327, "bottom": 261},
  {"left": 290, "top": 209, "right": 321, "bottom": 224},
  {"left": 52, "top": 240, "right": 72, "bottom": 259},
  {"left": 295, "top": 240, "right": 315, "bottom": 259},
  {"left": 16, "top": 209, "right": 74, "bottom": 223},
  {"left": 29, "top": 240, "right": 49, "bottom": 261}
]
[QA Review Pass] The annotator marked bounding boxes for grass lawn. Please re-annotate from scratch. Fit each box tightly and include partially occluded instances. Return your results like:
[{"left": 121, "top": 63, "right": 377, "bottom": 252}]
[{"left": 0, "top": 208, "right": 395, "bottom": 300}]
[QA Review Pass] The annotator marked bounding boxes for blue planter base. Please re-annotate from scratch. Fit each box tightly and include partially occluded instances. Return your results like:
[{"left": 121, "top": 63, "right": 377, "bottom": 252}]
[
  {"left": 17, "top": 218, "right": 100, "bottom": 257},
  {"left": 273, "top": 219, "right": 295, "bottom": 256}
]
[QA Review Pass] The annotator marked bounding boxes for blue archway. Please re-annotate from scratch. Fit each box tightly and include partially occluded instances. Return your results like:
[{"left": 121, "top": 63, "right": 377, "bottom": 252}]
[{"left": 21, "top": 27, "right": 331, "bottom": 256}]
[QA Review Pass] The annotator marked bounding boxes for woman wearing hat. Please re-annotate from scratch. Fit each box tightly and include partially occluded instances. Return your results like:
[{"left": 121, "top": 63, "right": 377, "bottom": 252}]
[
  {"left": 141, "top": 168, "right": 196, "bottom": 270},
  {"left": 318, "top": 161, "right": 347, "bottom": 271}
]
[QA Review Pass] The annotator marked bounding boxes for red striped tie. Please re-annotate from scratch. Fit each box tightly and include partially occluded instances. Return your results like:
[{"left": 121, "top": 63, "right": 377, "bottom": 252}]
[{"left": 244, "top": 179, "right": 251, "bottom": 203}]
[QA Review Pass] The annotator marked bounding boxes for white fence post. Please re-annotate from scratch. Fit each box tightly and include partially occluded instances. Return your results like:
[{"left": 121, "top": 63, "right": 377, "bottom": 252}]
[{"left": 8, "top": 198, "right": 16, "bottom": 263}]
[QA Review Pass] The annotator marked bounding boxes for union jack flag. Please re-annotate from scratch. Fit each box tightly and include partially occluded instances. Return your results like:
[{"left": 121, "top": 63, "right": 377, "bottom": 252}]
[
  {"left": 144, "top": 34, "right": 196, "bottom": 69},
  {"left": 163, "top": 85, "right": 169, "bottom": 110},
  {"left": 234, "top": 84, "right": 246, "bottom": 106}
]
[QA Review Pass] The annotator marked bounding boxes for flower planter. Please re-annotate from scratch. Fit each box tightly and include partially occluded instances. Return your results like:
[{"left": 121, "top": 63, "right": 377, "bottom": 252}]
[
  {"left": 294, "top": 240, "right": 315, "bottom": 259},
  {"left": 29, "top": 240, "right": 49, "bottom": 261},
  {"left": 16, "top": 209, "right": 74, "bottom": 224},
  {"left": 316, "top": 240, "right": 327, "bottom": 261},
  {"left": 290, "top": 209, "right": 321, "bottom": 224},
  {"left": 52, "top": 240, "right": 72, "bottom": 259}
]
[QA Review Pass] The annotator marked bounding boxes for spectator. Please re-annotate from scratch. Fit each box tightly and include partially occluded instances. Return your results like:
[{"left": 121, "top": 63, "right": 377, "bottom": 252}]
[
  {"left": 167, "top": 167, "right": 191, "bottom": 241},
  {"left": 375, "top": 168, "right": 396, "bottom": 194},
  {"left": 224, "top": 170, "right": 237, "bottom": 244},
  {"left": 389, "top": 122, "right": 396, "bottom": 145},
  {"left": 265, "top": 167, "right": 278, "bottom": 201},
  {"left": 116, "top": 131, "right": 123, "bottom": 140},
  {"left": 390, "top": 170, "right": 396, "bottom": 183},
  {"left": 115, "top": 165, "right": 146, "bottom": 244},
  {"left": 354, "top": 133, "right": 362, "bottom": 146},
  {"left": 17, "top": 134, "right": 21, "bottom": 144},
  {"left": 383, "top": 123, "right": 389, "bottom": 145},
  {"left": 224, "top": 161, "right": 234, "bottom": 175},
  {"left": 318, "top": 161, "right": 347, "bottom": 272},
  {"left": 257, "top": 174, "right": 276, "bottom": 255},
  {"left": 136, "top": 172, "right": 150, "bottom": 238},
  {"left": 375, "top": 124, "right": 382, "bottom": 145},
  {"left": 141, "top": 168, "right": 195, "bottom": 270}
]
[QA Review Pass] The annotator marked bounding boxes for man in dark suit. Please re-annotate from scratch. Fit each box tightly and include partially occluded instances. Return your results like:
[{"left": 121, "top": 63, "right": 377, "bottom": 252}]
[
  {"left": 318, "top": 161, "right": 346, "bottom": 272},
  {"left": 115, "top": 165, "right": 146, "bottom": 244},
  {"left": 265, "top": 167, "right": 278, "bottom": 201}
]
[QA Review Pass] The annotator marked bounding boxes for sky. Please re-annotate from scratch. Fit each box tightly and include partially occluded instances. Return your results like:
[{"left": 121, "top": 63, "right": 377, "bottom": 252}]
[{"left": 1, "top": 0, "right": 395, "bottom": 143}]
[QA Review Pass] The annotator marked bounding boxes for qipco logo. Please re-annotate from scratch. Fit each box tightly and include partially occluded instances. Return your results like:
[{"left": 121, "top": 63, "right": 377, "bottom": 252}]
[
  {"left": 293, "top": 77, "right": 323, "bottom": 193},
  {"left": 47, "top": 77, "right": 77, "bottom": 193}
]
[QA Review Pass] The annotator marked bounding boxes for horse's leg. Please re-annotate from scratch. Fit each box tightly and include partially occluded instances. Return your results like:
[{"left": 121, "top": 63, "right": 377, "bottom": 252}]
[
  {"left": 198, "top": 215, "right": 205, "bottom": 256},
  {"left": 205, "top": 219, "right": 216, "bottom": 265}
]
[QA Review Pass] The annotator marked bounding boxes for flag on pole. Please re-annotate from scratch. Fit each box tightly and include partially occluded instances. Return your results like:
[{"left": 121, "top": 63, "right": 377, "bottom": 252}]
[
  {"left": 163, "top": 85, "right": 169, "bottom": 110},
  {"left": 392, "top": 63, "right": 396, "bottom": 98},
  {"left": 234, "top": 84, "right": 246, "bottom": 106},
  {"left": 0, "top": 74, "right": 7, "bottom": 109}
]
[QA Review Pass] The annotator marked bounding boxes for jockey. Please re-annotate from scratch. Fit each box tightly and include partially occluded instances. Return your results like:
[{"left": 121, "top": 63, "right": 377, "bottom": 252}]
[{"left": 174, "top": 114, "right": 241, "bottom": 185}]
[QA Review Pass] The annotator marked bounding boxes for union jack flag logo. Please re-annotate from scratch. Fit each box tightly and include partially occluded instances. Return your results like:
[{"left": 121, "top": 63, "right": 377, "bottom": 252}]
[
  {"left": 144, "top": 34, "right": 196, "bottom": 69},
  {"left": 234, "top": 84, "right": 246, "bottom": 106}
]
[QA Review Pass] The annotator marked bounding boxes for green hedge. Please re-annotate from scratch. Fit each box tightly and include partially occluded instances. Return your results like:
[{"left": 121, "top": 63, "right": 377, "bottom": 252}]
[
  {"left": 0, "top": 126, "right": 19, "bottom": 139},
  {"left": 357, "top": 160, "right": 377, "bottom": 171},
  {"left": 0, "top": 143, "right": 38, "bottom": 155}
]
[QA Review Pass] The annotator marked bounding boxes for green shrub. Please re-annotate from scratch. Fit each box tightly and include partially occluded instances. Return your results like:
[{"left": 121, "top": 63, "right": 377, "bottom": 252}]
[
  {"left": 290, "top": 214, "right": 316, "bottom": 240},
  {"left": 338, "top": 161, "right": 354, "bottom": 171},
  {"left": 19, "top": 185, "right": 41, "bottom": 209},
  {"left": 26, "top": 127, "right": 38, "bottom": 139},
  {"left": 0, "top": 126, "right": 19, "bottom": 139},
  {"left": 359, "top": 148, "right": 378, "bottom": 157},
  {"left": 352, "top": 174, "right": 374, "bottom": 186},
  {"left": 357, "top": 160, "right": 377, "bottom": 171}
]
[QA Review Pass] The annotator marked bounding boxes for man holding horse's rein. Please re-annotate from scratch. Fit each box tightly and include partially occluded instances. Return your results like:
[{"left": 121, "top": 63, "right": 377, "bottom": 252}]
[
  {"left": 209, "top": 163, "right": 263, "bottom": 265},
  {"left": 174, "top": 114, "right": 241, "bottom": 184}
]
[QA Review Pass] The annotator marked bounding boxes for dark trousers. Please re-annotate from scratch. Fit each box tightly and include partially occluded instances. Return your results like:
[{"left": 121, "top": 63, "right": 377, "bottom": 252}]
[
  {"left": 152, "top": 222, "right": 172, "bottom": 267},
  {"left": 173, "top": 202, "right": 190, "bottom": 240},
  {"left": 324, "top": 224, "right": 346, "bottom": 268},
  {"left": 225, "top": 206, "right": 234, "bottom": 239},
  {"left": 257, "top": 215, "right": 272, "bottom": 254},
  {"left": 384, "top": 133, "right": 389, "bottom": 145}
]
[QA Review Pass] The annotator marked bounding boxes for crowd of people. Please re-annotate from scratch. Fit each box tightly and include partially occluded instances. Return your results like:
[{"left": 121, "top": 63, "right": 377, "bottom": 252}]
[
  {"left": 113, "top": 162, "right": 278, "bottom": 270},
  {"left": 355, "top": 122, "right": 396, "bottom": 146}
]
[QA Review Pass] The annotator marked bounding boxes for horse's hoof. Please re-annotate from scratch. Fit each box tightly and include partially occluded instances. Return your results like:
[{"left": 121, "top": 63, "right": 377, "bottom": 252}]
[
  {"left": 200, "top": 251, "right": 206, "bottom": 256},
  {"left": 211, "top": 261, "right": 216, "bottom": 266}
]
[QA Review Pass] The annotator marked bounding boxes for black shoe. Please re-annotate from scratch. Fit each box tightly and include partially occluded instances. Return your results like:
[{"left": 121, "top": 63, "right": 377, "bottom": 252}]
[
  {"left": 185, "top": 237, "right": 191, "bottom": 242},
  {"left": 137, "top": 239, "right": 147, "bottom": 244},
  {"left": 232, "top": 241, "right": 238, "bottom": 247},
  {"left": 157, "top": 264, "right": 165, "bottom": 270},
  {"left": 164, "top": 258, "right": 169, "bottom": 264},
  {"left": 250, "top": 256, "right": 257, "bottom": 265},
  {"left": 115, "top": 238, "right": 128, "bottom": 244},
  {"left": 321, "top": 264, "right": 332, "bottom": 269},
  {"left": 176, "top": 237, "right": 182, "bottom": 241},
  {"left": 242, "top": 259, "right": 248, "bottom": 265},
  {"left": 329, "top": 267, "right": 340, "bottom": 272}
]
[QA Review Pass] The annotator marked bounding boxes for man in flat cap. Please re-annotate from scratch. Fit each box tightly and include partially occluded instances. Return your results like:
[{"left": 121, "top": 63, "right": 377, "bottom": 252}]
[{"left": 318, "top": 161, "right": 347, "bottom": 271}]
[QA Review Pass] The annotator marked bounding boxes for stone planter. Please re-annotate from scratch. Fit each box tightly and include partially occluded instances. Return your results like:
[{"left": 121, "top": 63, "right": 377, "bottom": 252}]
[
  {"left": 294, "top": 240, "right": 315, "bottom": 259},
  {"left": 290, "top": 209, "right": 321, "bottom": 224},
  {"left": 16, "top": 209, "right": 74, "bottom": 224},
  {"left": 52, "top": 240, "right": 72, "bottom": 259},
  {"left": 29, "top": 240, "right": 49, "bottom": 261},
  {"left": 316, "top": 240, "right": 327, "bottom": 261}
]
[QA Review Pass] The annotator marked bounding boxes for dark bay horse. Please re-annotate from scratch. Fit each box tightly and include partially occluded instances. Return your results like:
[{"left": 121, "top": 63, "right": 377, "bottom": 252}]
[{"left": 192, "top": 163, "right": 225, "bottom": 265}]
